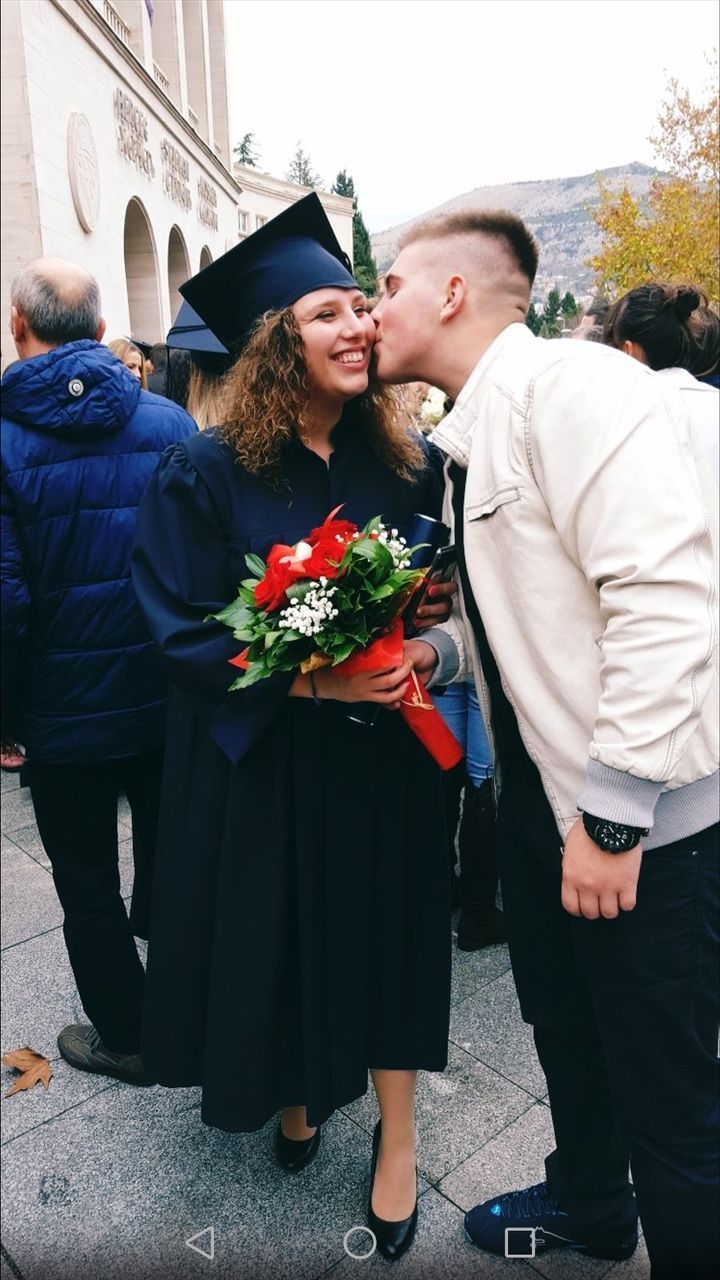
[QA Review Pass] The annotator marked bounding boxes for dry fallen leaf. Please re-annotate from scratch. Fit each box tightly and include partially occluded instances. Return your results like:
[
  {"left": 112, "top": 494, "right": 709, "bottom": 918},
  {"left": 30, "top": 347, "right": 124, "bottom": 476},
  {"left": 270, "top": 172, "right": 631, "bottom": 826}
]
[{"left": 2, "top": 1046, "right": 53, "bottom": 1096}]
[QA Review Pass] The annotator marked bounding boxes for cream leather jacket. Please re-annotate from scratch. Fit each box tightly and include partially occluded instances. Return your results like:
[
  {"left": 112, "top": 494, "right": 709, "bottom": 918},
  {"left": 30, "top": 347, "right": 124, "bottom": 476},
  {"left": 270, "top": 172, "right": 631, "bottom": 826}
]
[{"left": 429, "top": 324, "right": 719, "bottom": 846}]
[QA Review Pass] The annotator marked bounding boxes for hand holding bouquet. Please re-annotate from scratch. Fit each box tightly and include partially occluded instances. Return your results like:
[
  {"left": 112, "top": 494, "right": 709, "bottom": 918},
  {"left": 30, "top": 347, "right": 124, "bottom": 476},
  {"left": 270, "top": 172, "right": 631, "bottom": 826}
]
[{"left": 210, "top": 508, "right": 463, "bottom": 769}]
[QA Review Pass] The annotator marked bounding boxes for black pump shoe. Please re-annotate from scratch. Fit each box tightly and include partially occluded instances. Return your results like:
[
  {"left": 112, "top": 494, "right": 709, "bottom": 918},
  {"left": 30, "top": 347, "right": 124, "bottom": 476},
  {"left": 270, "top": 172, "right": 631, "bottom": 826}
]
[
  {"left": 368, "top": 1121, "right": 418, "bottom": 1262},
  {"left": 274, "top": 1121, "right": 321, "bottom": 1172}
]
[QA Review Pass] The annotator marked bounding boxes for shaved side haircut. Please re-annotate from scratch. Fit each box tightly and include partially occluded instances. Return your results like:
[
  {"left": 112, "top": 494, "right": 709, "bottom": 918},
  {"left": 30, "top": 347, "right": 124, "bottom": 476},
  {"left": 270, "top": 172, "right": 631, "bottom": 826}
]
[{"left": 400, "top": 210, "right": 540, "bottom": 288}]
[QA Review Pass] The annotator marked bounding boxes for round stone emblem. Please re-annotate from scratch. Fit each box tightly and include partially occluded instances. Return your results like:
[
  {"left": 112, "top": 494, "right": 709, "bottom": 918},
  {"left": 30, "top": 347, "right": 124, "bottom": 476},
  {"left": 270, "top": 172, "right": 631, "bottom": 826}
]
[
  {"left": 67, "top": 113, "right": 100, "bottom": 233},
  {"left": 68, "top": 379, "right": 84, "bottom": 398}
]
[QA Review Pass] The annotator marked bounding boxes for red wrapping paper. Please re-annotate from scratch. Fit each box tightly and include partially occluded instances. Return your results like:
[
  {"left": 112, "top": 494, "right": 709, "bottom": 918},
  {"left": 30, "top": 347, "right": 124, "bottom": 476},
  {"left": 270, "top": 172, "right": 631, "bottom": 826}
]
[{"left": 334, "top": 621, "right": 464, "bottom": 771}]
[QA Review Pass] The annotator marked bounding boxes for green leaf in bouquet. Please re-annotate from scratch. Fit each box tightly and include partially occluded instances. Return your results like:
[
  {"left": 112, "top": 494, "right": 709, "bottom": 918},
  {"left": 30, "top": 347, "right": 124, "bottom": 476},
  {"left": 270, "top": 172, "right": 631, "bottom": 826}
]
[
  {"left": 361, "top": 515, "right": 384, "bottom": 536},
  {"left": 208, "top": 599, "right": 253, "bottom": 628},
  {"left": 331, "top": 638, "right": 359, "bottom": 664},
  {"left": 285, "top": 581, "right": 313, "bottom": 602},
  {"left": 237, "top": 584, "right": 257, "bottom": 605},
  {"left": 244, "top": 553, "right": 267, "bottom": 578},
  {"left": 229, "top": 661, "right": 270, "bottom": 690},
  {"left": 263, "top": 631, "right": 283, "bottom": 650},
  {"left": 369, "top": 582, "right": 396, "bottom": 600}
]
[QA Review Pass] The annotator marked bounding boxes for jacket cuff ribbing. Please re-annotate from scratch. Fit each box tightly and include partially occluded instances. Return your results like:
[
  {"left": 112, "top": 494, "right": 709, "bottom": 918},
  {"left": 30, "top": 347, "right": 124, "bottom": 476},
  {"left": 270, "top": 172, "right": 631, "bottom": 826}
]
[
  {"left": 577, "top": 759, "right": 664, "bottom": 829},
  {"left": 418, "top": 627, "right": 460, "bottom": 688}
]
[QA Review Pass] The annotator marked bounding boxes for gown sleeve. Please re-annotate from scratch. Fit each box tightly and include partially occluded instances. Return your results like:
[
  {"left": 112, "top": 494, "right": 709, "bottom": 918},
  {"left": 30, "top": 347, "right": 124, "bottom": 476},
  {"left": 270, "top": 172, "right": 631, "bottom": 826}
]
[{"left": 131, "top": 443, "right": 293, "bottom": 766}]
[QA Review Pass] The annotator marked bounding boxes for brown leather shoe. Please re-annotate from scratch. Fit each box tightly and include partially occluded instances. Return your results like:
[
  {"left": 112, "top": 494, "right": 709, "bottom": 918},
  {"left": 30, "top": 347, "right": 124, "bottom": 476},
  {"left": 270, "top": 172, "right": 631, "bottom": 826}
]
[{"left": 57, "top": 1024, "right": 155, "bottom": 1086}]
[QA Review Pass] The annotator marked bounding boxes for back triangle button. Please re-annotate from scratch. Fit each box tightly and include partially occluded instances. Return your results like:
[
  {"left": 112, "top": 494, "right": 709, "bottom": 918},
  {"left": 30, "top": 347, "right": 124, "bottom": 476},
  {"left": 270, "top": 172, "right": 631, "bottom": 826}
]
[{"left": 186, "top": 1226, "right": 215, "bottom": 1260}]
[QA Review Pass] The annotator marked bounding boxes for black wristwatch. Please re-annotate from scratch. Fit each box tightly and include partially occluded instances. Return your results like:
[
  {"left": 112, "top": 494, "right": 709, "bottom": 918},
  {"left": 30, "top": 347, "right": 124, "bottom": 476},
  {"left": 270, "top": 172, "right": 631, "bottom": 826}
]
[{"left": 582, "top": 812, "right": 649, "bottom": 854}]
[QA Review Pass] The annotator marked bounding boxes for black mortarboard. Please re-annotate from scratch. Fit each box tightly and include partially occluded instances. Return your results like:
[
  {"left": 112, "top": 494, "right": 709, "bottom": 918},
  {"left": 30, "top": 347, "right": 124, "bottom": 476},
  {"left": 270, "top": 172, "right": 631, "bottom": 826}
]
[
  {"left": 127, "top": 337, "right": 153, "bottom": 361},
  {"left": 166, "top": 301, "right": 229, "bottom": 356},
  {"left": 179, "top": 192, "right": 357, "bottom": 352}
]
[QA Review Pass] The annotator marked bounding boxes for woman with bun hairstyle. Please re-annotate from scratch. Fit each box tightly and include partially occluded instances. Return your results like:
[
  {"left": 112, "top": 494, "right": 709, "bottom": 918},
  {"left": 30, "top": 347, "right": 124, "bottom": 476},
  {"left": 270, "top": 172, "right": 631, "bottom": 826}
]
[{"left": 604, "top": 283, "right": 719, "bottom": 482}]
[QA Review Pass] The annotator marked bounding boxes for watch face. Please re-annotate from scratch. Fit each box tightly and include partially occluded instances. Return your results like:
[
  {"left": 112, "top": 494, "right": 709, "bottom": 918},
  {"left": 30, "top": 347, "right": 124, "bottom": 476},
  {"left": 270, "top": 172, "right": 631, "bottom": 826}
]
[{"left": 594, "top": 820, "right": 636, "bottom": 853}]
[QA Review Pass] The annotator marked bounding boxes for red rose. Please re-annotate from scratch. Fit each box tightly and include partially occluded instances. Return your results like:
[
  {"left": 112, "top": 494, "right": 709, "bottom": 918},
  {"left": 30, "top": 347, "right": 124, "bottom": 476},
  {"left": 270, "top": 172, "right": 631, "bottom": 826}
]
[{"left": 254, "top": 543, "right": 307, "bottom": 611}]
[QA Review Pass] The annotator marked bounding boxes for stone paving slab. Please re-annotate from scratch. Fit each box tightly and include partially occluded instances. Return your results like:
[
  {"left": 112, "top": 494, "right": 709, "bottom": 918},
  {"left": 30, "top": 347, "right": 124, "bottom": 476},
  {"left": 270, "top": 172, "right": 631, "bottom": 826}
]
[
  {"left": 1, "top": 1056, "right": 119, "bottom": 1148},
  {"left": 342, "top": 1042, "right": 537, "bottom": 1184},
  {"left": 1, "top": 788, "right": 37, "bottom": 836},
  {"left": 450, "top": 969, "right": 546, "bottom": 1098},
  {"left": 439, "top": 1101, "right": 556, "bottom": 1211},
  {"left": 450, "top": 937, "right": 512, "bottom": 1007},
  {"left": 1, "top": 838, "right": 63, "bottom": 948},
  {"left": 1, "top": 926, "right": 83, "bottom": 1056},
  {"left": 0, "top": 1089, "right": 414, "bottom": 1280}
]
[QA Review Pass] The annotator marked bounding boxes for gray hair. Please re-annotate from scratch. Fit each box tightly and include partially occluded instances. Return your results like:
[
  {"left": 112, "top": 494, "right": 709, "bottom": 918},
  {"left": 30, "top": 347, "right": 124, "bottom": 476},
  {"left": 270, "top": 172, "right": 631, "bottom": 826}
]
[{"left": 11, "top": 263, "right": 101, "bottom": 345}]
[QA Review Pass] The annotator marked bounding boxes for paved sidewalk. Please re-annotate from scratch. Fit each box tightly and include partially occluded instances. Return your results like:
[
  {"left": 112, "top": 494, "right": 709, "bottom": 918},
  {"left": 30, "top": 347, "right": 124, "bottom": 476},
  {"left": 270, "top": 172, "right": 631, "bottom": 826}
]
[{"left": 1, "top": 768, "right": 649, "bottom": 1280}]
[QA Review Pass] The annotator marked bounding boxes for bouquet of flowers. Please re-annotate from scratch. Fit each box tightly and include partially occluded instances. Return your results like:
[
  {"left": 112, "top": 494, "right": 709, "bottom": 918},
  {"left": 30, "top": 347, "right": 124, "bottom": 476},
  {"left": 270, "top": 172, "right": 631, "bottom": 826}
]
[{"left": 211, "top": 507, "right": 463, "bottom": 770}]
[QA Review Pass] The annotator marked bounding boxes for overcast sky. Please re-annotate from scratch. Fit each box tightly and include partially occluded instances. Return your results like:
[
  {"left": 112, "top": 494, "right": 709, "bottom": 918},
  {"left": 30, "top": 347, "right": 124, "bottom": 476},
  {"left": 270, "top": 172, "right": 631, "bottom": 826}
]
[{"left": 223, "top": 0, "right": 717, "bottom": 232}]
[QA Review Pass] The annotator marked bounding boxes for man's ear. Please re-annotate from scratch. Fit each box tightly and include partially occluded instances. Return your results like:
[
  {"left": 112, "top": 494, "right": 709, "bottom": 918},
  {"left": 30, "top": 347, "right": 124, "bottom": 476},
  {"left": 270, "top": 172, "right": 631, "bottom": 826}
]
[
  {"left": 10, "top": 305, "right": 25, "bottom": 343},
  {"left": 95, "top": 317, "right": 107, "bottom": 343},
  {"left": 439, "top": 275, "right": 467, "bottom": 324}
]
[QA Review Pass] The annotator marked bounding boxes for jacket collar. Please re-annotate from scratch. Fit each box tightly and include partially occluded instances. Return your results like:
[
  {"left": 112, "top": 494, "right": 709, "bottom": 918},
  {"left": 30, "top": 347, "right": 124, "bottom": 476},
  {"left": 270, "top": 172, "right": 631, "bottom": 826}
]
[{"left": 430, "top": 322, "right": 534, "bottom": 468}]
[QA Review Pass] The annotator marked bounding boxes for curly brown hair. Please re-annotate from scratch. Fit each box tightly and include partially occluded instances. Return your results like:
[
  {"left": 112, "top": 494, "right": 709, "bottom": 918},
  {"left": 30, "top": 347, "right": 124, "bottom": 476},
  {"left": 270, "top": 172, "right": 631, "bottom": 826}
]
[{"left": 217, "top": 308, "right": 425, "bottom": 483}]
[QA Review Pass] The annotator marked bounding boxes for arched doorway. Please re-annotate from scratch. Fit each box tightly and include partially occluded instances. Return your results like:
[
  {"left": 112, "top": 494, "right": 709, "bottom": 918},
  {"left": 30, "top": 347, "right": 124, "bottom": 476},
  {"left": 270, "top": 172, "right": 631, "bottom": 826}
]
[
  {"left": 199, "top": 245, "right": 213, "bottom": 270},
  {"left": 123, "top": 199, "right": 162, "bottom": 342},
  {"left": 168, "top": 225, "right": 191, "bottom": 322}
]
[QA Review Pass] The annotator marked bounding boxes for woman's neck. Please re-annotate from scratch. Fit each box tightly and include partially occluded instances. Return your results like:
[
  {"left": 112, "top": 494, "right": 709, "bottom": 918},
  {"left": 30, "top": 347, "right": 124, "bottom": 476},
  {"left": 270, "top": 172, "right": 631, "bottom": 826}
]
[{"left": 303, "top": 393, "right": 345, "bottom": 460}]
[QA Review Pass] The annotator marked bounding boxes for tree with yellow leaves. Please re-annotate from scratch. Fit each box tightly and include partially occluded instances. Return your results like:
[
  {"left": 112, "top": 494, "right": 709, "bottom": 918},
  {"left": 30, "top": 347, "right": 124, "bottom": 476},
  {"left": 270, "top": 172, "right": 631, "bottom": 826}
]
[{"left": 590, "top": 55, "right": 719, "bottom": 304}]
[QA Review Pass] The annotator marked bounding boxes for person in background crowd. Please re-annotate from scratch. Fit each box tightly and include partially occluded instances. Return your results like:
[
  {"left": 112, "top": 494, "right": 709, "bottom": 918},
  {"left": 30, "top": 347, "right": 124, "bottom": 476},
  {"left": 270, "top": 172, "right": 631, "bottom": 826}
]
[
  {"left": 165, "top": 300, "right": 234, "bottom": 429},
  {"left": 1, "top": 258, "right": 195, "bottom": 1086},
  {"left": 688, "top": 303, "right": 720, "bottom": 388},
  {"left": 569, "top": 324, "right": 604, "bottom": 342},
  {"left": 434, "top": 680, "right": 504, "bottom": 948},
  {"left": 132, "top": 195, "right": 454, "bottom": 1264},
  {"left": 107, "top": 337, "right": 147, "bottom": 388},
  {"left": 578, "top": 294, "right": 609, "bottom": 330},
  {"left": 130, "top": 337, "right": 155, "bottom": 377},
  {"left": 415, "top": 386, "right": 503, "bottom": 949},
  {"left": 373, "top": 211, "right": 718, "bottom": 1280},
  {"left": 604, "top": 282, "right": 719, "bottom": 481},
  {"left": 146, "top": 342, "right": 168, "bottom": 395}
]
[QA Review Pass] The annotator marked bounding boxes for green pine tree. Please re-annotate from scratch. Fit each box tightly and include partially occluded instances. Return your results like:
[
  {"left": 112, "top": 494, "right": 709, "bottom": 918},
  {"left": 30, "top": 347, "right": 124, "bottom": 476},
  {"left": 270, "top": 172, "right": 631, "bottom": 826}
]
[
  {"left": 233, "top": 132, "right": 260, "bottom": 167},
  {"left": 560, "top": 291, "right": 579, "bottom": 318},
  {"left": 525, "top": 302, "right": 542, "bottom": 335},
  {"left": 285, "top": 143, "right": 323, "bottom": 189},
  {"left": 331, "top": 170, "right": 377, "bottom": 295},
  {"left": 540, "top": 288, "right": 562, "bottom": 337}
]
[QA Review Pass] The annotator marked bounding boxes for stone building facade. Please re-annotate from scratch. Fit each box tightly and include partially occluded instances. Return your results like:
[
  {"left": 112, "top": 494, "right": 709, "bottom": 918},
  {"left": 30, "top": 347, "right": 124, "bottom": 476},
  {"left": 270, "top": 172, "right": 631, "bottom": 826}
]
[{"left": 1, "top": 0, "right": 353, "bottom": 361}]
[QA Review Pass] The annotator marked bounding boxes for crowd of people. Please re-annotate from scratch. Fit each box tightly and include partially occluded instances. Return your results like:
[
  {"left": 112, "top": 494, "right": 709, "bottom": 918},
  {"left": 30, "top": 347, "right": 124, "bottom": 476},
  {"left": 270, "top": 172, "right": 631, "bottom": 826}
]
[{"left": 1, "top": 194, "right": 718, "bottom": 1276}]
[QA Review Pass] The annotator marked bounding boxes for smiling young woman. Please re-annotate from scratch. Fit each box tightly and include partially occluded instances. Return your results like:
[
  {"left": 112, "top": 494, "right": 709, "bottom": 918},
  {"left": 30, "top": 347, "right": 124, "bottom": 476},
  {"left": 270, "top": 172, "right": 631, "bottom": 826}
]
[{"left": 131, "top": 196, "right": 453, "bottom": 1263}]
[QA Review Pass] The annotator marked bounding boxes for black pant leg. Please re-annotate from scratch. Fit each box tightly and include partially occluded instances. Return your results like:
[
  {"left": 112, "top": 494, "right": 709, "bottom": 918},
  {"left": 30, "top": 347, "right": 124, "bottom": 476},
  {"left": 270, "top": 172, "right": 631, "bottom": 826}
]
[
  {"left": 497, "top": 782, "right": 636, "bottom": 1230},
  {"left": 572, "top": 824, "right": 720, "bottom": 1280},
  {"left": 120, "top": 749, "right": 164, "bottom": 941},
  {"left": 28, "top": 760, "right": 146, "bottom": 1054}
]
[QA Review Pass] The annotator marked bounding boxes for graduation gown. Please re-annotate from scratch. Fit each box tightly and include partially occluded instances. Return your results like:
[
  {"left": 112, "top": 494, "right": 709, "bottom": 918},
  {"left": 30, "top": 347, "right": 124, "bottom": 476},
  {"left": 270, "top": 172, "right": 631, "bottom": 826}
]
[{"left": 132, "top": 415, "right": 451, "bottom": 1132}]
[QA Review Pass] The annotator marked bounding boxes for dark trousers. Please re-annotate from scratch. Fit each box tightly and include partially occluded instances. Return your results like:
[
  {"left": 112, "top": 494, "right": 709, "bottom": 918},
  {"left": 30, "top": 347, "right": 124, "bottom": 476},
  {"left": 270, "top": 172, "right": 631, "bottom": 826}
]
[
  {"left": 497, "top": 779, "right": 719, "bottom": 1280},
  {"left": 28, "top": 750, "right": 164, "bottom": 1054}
]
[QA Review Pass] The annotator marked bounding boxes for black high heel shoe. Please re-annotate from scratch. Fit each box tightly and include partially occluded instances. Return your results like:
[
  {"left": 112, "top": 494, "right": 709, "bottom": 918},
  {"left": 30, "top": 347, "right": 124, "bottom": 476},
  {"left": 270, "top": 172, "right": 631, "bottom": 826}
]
[
  {"left": 274, "top": 1120, "right": 321, "bottom": 1172},
  {"left": 367, "top": 1121, "right": 418, "bottom": 1262}
]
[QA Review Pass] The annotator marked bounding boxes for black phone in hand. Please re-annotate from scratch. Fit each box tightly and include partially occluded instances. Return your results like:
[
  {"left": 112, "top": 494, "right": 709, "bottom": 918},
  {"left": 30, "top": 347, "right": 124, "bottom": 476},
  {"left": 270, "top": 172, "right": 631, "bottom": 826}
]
[{"left": 403, "top": 543, "right": 457, "bottom": 633}]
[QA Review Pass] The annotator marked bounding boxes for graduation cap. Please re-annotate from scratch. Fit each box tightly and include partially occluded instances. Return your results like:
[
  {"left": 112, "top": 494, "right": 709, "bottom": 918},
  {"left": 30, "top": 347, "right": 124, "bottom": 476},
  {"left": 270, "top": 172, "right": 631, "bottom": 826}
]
[
  {"left": 126, "top": 337, "right": 154, "bottom": 361},
  {"left": 179, "top": 192, "right": 357, "bottom": 352},
  {"left": 166, "top": 300, "right": 231, "bottom": 377}
]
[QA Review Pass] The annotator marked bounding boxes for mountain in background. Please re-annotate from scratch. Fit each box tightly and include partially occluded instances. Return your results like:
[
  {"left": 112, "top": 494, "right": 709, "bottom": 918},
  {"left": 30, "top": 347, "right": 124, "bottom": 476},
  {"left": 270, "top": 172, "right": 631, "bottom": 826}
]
[{"left": 371, "top": 162, "right": 662, "bottom": 301}]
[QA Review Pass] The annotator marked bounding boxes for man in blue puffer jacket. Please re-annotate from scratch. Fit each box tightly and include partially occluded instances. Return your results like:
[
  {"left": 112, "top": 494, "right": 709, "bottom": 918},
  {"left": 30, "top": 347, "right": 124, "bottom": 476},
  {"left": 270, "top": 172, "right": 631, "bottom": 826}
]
[{"left": 1, "top": 258, "right": 196, "bottom": 1084}]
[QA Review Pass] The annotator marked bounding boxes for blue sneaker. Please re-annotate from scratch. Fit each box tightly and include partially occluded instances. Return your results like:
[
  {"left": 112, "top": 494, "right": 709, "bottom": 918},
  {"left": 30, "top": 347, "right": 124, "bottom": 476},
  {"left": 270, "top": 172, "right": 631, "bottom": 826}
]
[{"left": 465, "top": 1181, "right": 638, "bottom": 1260}]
